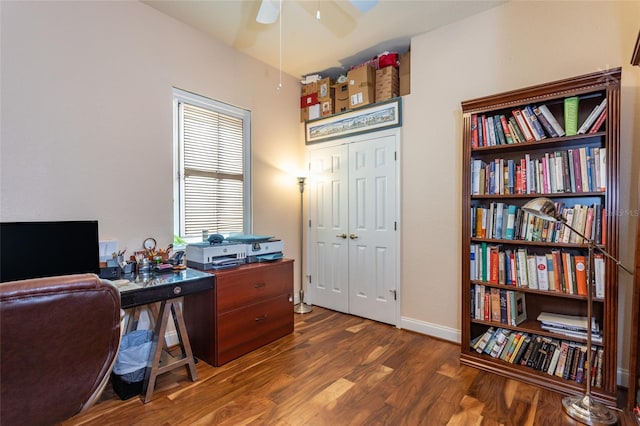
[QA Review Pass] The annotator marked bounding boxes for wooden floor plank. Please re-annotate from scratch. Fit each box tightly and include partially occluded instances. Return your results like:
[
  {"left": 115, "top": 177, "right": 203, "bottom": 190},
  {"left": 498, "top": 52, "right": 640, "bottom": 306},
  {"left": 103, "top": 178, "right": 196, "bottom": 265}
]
[{"left": 63, "top": 307, "right": 636, "bottom": 426}]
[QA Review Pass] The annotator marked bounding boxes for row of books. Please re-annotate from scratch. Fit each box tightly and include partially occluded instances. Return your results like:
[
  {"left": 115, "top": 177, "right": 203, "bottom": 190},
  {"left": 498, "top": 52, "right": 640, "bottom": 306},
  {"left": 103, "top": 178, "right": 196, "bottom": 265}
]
[
  {"left": 470, "top": 146, "right": 606, "bottom": 196},
  {"left": 471, "top": 202, "right": 606, "bottom": 245},
  {"left": 470, "top": 97, "right": 607, "bottom": 148},
  {"left": 471, "top": 285, "right": 527, "bottom": 326},
  {"left": 470, "top": 244, "right": 606, "bottom": 297},
  {"left": 471, "top": 327, "right": 605, "bottom": 387}
]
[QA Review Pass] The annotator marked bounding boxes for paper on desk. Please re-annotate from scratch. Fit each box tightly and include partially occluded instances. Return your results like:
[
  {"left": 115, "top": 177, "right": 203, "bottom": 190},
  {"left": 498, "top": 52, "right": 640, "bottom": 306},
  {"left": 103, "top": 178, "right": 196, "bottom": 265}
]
[{"left": 99, "top": 240, "right": 118, "bottom": 262}]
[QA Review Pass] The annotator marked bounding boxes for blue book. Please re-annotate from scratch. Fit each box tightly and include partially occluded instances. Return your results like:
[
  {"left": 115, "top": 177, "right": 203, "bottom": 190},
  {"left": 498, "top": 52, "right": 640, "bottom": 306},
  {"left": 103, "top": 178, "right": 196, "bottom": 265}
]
[
  {"left": 524, "top": 105, "right": 547, "bottom": 140},
  {"left": 494, "top": 202, "right": 505, "bottom": 239},
  {"left": 505, "top": 205, "right": 517, "bottom": 240}
]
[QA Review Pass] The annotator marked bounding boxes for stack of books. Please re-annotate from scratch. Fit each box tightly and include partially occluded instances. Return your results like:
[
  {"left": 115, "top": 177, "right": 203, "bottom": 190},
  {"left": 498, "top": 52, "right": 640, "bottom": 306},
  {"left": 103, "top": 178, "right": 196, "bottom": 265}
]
[{"left": 537, "top": 312, "right": 602, "bottom": 344}]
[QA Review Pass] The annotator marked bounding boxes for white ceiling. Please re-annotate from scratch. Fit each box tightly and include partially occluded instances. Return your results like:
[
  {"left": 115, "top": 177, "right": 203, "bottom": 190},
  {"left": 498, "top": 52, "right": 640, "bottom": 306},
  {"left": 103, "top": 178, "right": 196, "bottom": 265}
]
[{"left": 143, "top": 0, "right": 505, "bottom": 80}]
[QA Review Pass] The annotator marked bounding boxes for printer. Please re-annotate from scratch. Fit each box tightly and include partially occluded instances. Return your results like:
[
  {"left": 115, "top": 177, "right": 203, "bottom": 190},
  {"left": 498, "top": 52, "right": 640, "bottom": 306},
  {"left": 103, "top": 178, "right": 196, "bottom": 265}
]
[
  {"left": 185, "top": 240, "right": 246, "bottom": 270},
  {"left": 225, "top": 235, "right": 284, "bottom": 263},
  {"left": 244, "top": 239, "right": 284, "bottom": 263}
]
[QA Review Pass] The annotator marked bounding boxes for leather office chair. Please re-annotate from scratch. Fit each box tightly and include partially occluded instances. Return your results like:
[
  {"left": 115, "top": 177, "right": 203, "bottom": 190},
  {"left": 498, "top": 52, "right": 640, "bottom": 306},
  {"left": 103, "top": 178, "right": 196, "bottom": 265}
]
[{"left": 0, "top": 274, "right": 122, "bottom": 425}]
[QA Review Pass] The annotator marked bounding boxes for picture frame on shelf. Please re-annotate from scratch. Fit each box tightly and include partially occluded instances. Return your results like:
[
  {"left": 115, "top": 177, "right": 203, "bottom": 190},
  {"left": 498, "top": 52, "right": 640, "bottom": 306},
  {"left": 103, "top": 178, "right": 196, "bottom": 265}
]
[{"left": 305, "top": 97, "right": 402, "bottom": 144}]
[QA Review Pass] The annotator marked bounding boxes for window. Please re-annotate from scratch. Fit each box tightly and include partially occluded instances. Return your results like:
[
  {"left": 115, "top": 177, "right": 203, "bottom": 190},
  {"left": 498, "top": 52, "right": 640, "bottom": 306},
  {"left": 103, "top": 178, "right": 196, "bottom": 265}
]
[{"left": 173, "top": 88, "right": 251, "bottom": 242}]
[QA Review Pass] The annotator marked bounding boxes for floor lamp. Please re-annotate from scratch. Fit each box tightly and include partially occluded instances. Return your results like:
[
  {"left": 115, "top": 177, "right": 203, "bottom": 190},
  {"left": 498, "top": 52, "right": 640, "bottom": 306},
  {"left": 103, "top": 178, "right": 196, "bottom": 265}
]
[
  {"left": 522, "top": 197, "right": 632, "bottom": 426},
  {"left": 294, "top": 177, "right": 312, "bottom": 314}
]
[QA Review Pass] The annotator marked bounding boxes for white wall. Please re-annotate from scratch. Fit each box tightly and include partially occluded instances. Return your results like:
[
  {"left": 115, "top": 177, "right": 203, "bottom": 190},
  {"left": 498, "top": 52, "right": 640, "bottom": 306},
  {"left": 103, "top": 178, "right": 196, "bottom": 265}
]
[
  {"left": 0, "top": 1, "right": 305, "bottom": 288},
  {"left": 400, "top": 0, "right": 640, "bottom": 383}
]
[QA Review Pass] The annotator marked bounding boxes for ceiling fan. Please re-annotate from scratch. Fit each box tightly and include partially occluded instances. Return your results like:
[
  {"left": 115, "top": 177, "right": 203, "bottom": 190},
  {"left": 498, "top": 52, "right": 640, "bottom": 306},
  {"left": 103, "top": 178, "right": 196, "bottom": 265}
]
[{"left": 256, "top": 0, "right": 379, "bottom": 25}]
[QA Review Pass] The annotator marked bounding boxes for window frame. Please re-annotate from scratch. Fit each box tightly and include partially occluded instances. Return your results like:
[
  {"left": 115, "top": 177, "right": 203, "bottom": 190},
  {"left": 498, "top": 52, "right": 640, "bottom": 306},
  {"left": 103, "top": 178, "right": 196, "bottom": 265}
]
[{"left": 172, "top": 88, "right": 252, "bottom": 242}]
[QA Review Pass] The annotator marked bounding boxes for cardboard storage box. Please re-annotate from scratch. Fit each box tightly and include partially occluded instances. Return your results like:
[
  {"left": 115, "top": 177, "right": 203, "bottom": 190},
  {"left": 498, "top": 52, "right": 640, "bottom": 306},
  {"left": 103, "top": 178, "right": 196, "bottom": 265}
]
[
  {"left": 320, "top": 98, "right": 334, "bottom": 117},
  {"left": 300, "top": 92, "right": 318, "bottom": 108},
  {"left": 300, "top": 103, "right": 321, "bottom": 122},
  {"left": 347, "top": 65, "right": 375, "bottom": 109},
  {"left": 317, "top": 77, "right": 332, "bottom": 99},
  {"left": 301, "top": 82, "right": 318, "bottom": 96},
  {"left": 375, "top": 66, "right": 399, "bottom": 102},
  {"left": 333, "top": 82, "right": 349, "bottom": 113},
  {"left": 399, "top": 50, "right": 411, "bottom": 96}
]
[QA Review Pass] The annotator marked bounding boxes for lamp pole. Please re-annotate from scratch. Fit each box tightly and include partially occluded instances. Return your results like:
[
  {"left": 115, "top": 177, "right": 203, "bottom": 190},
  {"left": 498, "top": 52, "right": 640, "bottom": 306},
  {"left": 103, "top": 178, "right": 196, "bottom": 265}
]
[
  {"left": 522, "top": 197, "right": 632, "bottom": 425},
  {"left": 294, "top": 177, "right": 312, "bottom": 314}
]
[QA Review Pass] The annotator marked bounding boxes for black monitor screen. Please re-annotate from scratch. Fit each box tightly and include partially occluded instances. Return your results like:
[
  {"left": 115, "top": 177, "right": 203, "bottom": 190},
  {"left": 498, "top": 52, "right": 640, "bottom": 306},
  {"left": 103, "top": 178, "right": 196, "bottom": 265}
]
[{"left": 0, "top": 221, "right": 100, "bottom": 282}]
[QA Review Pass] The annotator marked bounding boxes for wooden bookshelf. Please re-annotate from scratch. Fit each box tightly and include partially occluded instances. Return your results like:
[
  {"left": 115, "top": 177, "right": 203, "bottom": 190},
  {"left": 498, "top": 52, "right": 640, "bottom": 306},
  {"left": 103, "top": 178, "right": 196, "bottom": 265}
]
[{"left": 460, "top": 68, "right": 621, "bottom": 405}]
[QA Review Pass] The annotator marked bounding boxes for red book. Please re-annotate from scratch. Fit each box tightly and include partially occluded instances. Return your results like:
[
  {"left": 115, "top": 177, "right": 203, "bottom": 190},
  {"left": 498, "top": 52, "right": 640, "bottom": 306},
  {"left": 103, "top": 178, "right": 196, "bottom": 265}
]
[
  {"left": 481, "top": 115, "right": 488, "bottom": 147},
  {"left": 515, "top": 165, "right": 522, "bottom": 194},
  {"left": 588, "top": 106, "right": 607, "bottom": 134},
  {"left": 572, "top": 149, "right": 583, "bottom": 192},
  {"left": 520, "top": 158, "right": 527, "bottom": 194},
  {"left": 489, "top": 246, "right": 500, "bottom": 284},
  {"left": 484, "top": 289, "right": 490, "bottom": 320},
  {"left": 512, "top": 109, "right": 535, "bottom": 142}
]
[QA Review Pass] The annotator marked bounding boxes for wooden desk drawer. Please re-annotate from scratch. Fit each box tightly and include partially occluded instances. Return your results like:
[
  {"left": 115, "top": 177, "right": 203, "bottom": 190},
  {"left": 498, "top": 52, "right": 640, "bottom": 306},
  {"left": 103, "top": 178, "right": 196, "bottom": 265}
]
[
  {"left": 216, "top": 261, "right": 293, "bottom": 312},
  {"left": 216, "top": 293, "right": 293, "bottom": 365}
]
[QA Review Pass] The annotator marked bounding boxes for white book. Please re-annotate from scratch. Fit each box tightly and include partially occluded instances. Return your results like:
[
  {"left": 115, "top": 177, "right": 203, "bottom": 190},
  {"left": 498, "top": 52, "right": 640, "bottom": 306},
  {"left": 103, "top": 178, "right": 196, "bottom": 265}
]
[
  {"left": 471, "top": 159, "right": 483, "bottom": 195},
  {"left": 536, "top": 254, "right": 549, "bottom": 291},
  {"left": 516, "top": 249, "right": 529, "bottom": 288},
  {"left": 562, "top": 208, "right": 575, "bottom": 243},
  {"left": 577, "top": 98, "right": 607, "bottom": 134},
  {"left": 599, "top": 148, "right": 606, "bottom": 191},
  {"left": 527, "top": 255, "right": 539, "bottom": 289},
  {"left": 554, "top": 152, "right": 564, "bottom": 193},
  {"left": 594, "top": 254, "right": 605, "bottom": 299},
  {"left": 470, "top": 244, "right": 477, "bottom": 280},
  {"left": 538, "top": 104, "right": 566, "bottom": 137}
]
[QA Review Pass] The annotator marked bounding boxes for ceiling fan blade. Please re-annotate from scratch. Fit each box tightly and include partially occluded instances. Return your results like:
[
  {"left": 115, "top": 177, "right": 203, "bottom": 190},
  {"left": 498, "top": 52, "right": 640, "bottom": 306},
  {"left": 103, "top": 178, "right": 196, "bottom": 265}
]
[
  {"left": 349, "top": 0, "right": 378, "bottom": 13},
  {"left": 256, "top": 0, "right": 279, "bottom": 24}
]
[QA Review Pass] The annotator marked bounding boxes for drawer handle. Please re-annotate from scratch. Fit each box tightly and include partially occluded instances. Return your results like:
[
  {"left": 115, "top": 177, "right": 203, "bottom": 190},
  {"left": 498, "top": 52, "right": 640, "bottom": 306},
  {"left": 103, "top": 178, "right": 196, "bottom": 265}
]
[
  {"left": 255, "top": 314, "right": 268, "bottom": 322},
  {"left": 254, "top": 282, "right": 266, "bottom": 289}
]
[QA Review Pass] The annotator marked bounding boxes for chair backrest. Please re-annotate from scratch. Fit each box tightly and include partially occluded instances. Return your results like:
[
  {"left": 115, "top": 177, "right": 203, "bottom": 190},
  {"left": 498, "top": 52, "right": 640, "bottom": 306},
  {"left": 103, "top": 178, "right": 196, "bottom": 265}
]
[{"left": 1, "top": 273, "right": 121, "bottom": 425}]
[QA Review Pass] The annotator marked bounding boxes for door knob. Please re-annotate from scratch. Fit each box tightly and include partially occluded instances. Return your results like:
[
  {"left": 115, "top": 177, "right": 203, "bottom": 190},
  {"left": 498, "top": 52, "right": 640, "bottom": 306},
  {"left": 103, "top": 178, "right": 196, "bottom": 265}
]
[
  {"left": 349, "top": 233, "right": 358, "bottom": 239},
  {"left": 336, "top": 233, "right": 347, "bottom": 239}
]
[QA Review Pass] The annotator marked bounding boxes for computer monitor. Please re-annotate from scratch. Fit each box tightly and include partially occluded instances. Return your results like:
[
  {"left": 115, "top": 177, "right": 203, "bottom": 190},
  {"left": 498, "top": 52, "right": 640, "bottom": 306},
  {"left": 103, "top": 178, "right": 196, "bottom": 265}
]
[{"left": 0, "top": 220, "right": 100, "bottom": 282}]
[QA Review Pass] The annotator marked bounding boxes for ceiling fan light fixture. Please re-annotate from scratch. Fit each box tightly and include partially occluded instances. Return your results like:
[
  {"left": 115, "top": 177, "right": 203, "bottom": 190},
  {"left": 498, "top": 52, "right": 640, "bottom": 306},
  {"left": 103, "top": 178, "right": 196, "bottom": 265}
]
[{"left": 256, "top": 0, "right": 279, "bottom": 24}]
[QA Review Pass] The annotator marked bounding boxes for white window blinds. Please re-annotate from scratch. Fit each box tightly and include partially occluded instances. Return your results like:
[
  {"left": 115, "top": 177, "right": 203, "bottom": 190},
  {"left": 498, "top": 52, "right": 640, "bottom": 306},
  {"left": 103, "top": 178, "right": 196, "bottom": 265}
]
[{"left": 174, "top": 89, "right": 250, "bottom": 240}]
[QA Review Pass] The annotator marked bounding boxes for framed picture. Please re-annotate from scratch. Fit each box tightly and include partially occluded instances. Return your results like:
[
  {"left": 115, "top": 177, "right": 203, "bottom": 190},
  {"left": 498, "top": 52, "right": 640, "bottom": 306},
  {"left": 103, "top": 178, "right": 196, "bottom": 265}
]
[{"left": 305, "top": 97, "right": 402, "bottom": 144}]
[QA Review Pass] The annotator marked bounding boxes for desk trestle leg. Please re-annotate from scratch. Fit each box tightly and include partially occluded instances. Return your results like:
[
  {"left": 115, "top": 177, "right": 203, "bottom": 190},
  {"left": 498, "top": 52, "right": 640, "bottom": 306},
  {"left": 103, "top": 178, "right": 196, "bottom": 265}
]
[{"left": 141, "top": 297, "right": 198, "bottom": 403}]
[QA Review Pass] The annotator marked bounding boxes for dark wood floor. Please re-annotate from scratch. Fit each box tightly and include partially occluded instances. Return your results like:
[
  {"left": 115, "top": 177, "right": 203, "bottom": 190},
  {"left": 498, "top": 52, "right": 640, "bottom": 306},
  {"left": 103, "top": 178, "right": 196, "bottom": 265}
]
[{"left": 65, "top": 307, "right": 635, "bottom": 425}]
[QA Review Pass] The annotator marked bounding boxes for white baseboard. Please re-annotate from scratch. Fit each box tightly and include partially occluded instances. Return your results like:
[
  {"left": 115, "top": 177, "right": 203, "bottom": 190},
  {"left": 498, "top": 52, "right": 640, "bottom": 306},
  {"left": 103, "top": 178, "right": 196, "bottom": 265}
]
[{"left": 399, "top": 316, "right": 461, "bottom": 344}]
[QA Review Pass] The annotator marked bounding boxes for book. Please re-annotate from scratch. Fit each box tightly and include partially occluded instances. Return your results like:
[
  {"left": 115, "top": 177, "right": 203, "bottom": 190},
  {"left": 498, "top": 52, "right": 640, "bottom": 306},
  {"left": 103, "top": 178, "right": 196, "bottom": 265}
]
[
  {"left": 490, "top": 287, "right": 501, "bottom": 322},
  {"left": 471, "top": 114, "right": 479, "bottom": 148},
  {"left": 499, "top": 115, "right": 514, "bottom": 144},
  {"left": 513, "top": 109, "right": 535, "bottom": 142},
  {"left": 533, "top": 105, "right": 558, "bottom": 138},
  {"left": 589, "top": 106, "right": 607, "bottom": 134},
  {"left": 574, "top": 255, "right": 587, "bottom": 296},
  {"left": 555, "top": 341, "right": 570, "bottom": 378},
  {"left": 535, "top": 254, "right": 549, "bottom": 291},
  {"left": 577, "top": 98, "right": 606, "bottom": 134},
  {"left": 493, "top": 114, "right": 507, "bottom": 145},
  {"left": 513, "top": 335, "right": 531, "bottom": 365},
  {"left": 523, "top": 105, "right": 546, "bottom": 141},
  {"left": 564, "top": 96, "right": 579, "bottom": 136},
  {"left": 594, "top": 253, "right": 605, "bottom": 299},
  {"left": 474, "top": 327, "right": 496, "bottom": 353},
  {"left": 508, "top": 116, "right": 526, "bottom": 143},
  {"left": 538, "top": 104, "right": 565, "bottom": 137}
]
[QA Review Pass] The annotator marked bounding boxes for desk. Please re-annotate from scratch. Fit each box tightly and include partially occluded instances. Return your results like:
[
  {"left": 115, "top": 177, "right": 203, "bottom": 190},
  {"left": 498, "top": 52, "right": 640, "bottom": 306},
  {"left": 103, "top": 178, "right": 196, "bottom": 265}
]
[{"left": 116, "top": 268, "right": 214, "bottom": 403}]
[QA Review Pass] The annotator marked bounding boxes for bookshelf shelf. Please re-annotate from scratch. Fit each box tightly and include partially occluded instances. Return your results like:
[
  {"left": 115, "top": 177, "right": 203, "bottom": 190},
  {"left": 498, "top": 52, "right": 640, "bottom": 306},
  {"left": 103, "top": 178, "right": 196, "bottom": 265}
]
[{"left": 461, "top": 68, "right": 621, "bottom": 406}]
